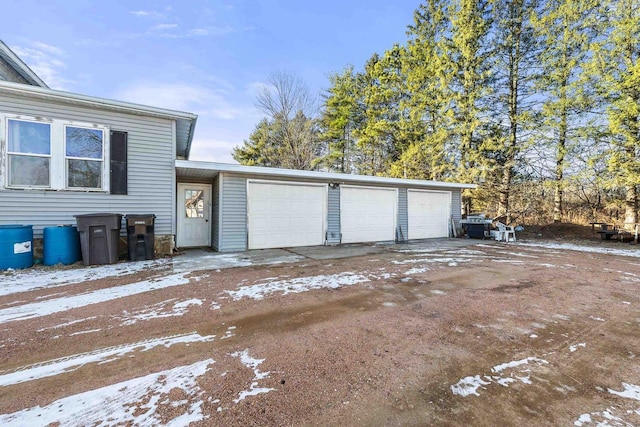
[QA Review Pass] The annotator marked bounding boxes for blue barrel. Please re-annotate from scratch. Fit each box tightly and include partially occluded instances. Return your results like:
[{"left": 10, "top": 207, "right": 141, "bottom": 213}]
[
  {"left": 43, "top": 225, "right": 81, "bottom": 266},
  {"left": 0, "top": 225, "right": 34, "bottom": 270}
]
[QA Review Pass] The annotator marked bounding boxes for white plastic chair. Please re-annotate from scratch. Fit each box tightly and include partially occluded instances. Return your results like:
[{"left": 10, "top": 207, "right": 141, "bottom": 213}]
[{"left": 495, "top": 221, "right": 516, "bottom": 242}]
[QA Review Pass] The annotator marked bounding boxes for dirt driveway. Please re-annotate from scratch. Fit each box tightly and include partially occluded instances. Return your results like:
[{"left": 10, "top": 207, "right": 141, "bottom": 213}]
[{"left": 0, "top": 238, "right": 639, "bottom": 426}]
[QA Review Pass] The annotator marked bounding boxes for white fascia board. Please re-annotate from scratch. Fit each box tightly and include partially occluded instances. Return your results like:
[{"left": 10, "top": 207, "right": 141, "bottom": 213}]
[
  {"left": 0, "top": 40, "right": 48, "bottom": 88},
  {"left": 0, "top": 81, "right": 197, "bottom": 121},
  {"left": 176, "top": 160, "right": 477, "bottom": 190}
]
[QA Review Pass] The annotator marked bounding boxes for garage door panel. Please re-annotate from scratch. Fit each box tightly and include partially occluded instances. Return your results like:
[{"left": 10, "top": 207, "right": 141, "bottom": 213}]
[
  {"left": 248, "top": 181, "right": 326, "bottom": 249},
  {"left": 408, "top": 190, "right": 451, "bottom": 239},
  {"left": 341, "top": 186, "right": 397, "bottom": 243}
]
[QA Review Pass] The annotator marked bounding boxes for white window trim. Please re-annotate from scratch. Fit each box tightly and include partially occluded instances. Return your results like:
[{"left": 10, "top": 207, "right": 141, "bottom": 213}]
[
  {"left": 2, "top": 114, "right": 110, "bottom": 192},
  {"left": 63, "top": 124, "right": 106, "bottom": 191},
  {"left": 5, "top": 117, "right": 52, "bottom": 189}
]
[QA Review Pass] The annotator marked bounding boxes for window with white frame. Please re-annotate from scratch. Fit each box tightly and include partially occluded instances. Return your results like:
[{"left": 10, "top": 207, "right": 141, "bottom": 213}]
[
  {"left": 7, "top": 119, "right": 52, "bottom": 187},
  {"left": 65, "top": 126, "right": 104, "bottom": 189},
  {"left": 3, "top": 115, "right": 109, "bottom": 191}
]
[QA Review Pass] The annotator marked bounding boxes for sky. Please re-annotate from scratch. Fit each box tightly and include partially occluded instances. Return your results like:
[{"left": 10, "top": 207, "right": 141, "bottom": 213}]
[{"left": 2, "top": 0, "right": 417, "bottom": 163}]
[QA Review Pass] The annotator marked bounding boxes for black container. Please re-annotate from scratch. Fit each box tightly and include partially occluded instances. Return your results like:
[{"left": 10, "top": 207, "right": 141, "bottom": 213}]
[
  {"left": 466, "top": 223, "right": 489, "bottom": 239},
  {"left": 125, "top": 214, "right": 155, "bottom": 261},
  {"left": 75, "top": 213, "right": 123, "bottom": 265}
]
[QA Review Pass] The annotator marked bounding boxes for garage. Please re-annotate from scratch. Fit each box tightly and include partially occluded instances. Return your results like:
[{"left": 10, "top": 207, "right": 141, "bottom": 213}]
[
  {"left": 247, "top": 180, "right": 327, "bottom": 250},
  {"left": 407, "top": 190, "right": 451, "bottom": 239},
  {"left": 341, "top": 186, "right": 397, "bottom": 243}
]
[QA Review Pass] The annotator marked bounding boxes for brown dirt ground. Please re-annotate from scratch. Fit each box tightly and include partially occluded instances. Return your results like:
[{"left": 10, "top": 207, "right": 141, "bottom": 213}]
[{"left": 0, "top": 223, "right": 639, "bottom": 426}]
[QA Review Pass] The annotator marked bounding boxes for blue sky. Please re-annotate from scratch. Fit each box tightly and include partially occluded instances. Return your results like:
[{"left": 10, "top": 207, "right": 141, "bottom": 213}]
[{"left": 3, "top": 0, "right": 417, "bottom": 163}]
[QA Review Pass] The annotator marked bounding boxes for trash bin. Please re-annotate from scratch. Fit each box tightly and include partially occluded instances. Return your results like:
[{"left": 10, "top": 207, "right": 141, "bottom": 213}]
[
  {"left": 75, "top": 213, "right": 123, "bottom": 265},
  {"left": 125, "top": 214, "right": 155, "bottom": 261},
  {"left": 43, "top": 225, "right": 81, "bottom": 266},
  {"left": 0, "top": 225, "right": 33, "bottom": 270}
]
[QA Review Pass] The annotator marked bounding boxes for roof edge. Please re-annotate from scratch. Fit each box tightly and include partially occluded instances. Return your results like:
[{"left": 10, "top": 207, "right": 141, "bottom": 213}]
[
  {"left": 0, "top": 40, "right": 49, "bottom": 88},
  {"left": 0, "top": 80, "right": 198, "bottom": 121},
  {"left": 176, "top": 160, "right": 477, "bottom": 189}
]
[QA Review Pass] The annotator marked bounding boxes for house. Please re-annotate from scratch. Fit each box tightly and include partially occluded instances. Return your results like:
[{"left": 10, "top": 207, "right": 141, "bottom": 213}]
[
  {"left": 0, "top": 40, "right": 475, "bottom": 259},
  {"left": 0, "top": 40, "right": 196, "bottom": 256}
]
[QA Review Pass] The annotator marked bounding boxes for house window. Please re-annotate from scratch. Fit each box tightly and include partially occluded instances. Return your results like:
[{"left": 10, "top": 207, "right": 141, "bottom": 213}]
[
  {"left": 7, "top": 119, "right": 51, "bottom": 187},
  {"left": 3, "top": 115, "right": 109, "bottom": 191},
  {"left": 65, "top": 126, "right": 103, "bottom": 189}
]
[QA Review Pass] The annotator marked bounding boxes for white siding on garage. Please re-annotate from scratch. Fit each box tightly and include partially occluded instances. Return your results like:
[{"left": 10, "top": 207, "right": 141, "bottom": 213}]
[
  {"left": 340, "top": 186, "right": 397, "bottom": 243},
  {"left": 0, "top": 93, "right": 175, "bottom": 237},
  {"left": 407, "top": 190, "right": 451, "bottom": 239},
  {"left": 247, "top": 180, "right": 326, "bottom": 250}
]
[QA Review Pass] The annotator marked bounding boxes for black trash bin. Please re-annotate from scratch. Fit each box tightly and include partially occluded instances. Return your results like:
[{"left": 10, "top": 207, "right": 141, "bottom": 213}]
[
  {"left": 75, "top": 213, "right": 123, "bottom": 265},
  {"left": 125, "top": 214, "right": 156, "bottom": 261}
]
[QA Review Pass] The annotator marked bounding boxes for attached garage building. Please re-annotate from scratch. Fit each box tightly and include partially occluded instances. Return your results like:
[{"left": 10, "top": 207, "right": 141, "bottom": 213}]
[{"left": 175, "top": 161, "right": 475, "bottom": 252}]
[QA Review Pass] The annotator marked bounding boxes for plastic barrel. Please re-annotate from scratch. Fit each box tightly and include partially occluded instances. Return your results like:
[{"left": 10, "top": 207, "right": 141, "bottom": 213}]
[
  {"left": 0, "top": 225, "right": 34, "bottom": 270},
  {"left": 43, "top": 226, "right": 81, "bottom": 266}
]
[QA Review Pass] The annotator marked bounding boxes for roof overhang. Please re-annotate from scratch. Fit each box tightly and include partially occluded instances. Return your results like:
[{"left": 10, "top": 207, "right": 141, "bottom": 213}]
[
  {"left": 176, "top": 160, "right": 477, "bottom": 190},
  {"left": 0, "top": 81, "right": 197, "bottom": 156},
  {"left": 0, "top": 40, "right": 49, "bottom": 88}
]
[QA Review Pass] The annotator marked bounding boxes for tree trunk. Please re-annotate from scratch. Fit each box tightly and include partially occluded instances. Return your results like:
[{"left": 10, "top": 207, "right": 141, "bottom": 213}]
[
  {"left": 624, "top": 184, "right": 638, "bottom": 226},
  {"left": 553, "top": 83, "right": 568, "bottom": 223}
]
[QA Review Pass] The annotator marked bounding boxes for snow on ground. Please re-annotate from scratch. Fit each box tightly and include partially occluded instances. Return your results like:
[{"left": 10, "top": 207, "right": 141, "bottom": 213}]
[
  {"left": 0, "top": 358, "right": 215, "bottom": 427},
  {"left": 451, "top": 357, "right": 549, "bottom": 397},
  {"left": 0, "top": 332, "right": 216, "bottom": 387},
  {"left": 516, "top": 242, "right": 640, "bottom": 258},
  {"left": 171, "top": 252, "right": 305, "bottom": 273},
  {"left": 225, "top": 273, "right": 370, "bottom": 301},
  {"left": 231, "top": 349, "right": 275, "bottom": 404},
  {"left": 569, "top": 343, "right": 587, "bottom": 353},
  {"left": 393, "top": 257, "right": 476, "bottom": 265},
  {"left": 0, "top": 272, "right": 202, "bottom": 324},
  {"left": 0, "top": 259, "right": 169, "bottom": 297},
  {"left": 115, "top": 298, "right": 203, "bottom": 325},
  {"left": 609, "top": 383, "right": 640, "bottom": 401},
  {"left": 405, "top": 267, "right": 429, "bottom": 275}
]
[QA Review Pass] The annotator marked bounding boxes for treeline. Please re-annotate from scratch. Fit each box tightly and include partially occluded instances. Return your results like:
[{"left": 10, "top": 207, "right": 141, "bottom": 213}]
[{"left": 233, "top": 0, "right": 640, "bottom": 226}]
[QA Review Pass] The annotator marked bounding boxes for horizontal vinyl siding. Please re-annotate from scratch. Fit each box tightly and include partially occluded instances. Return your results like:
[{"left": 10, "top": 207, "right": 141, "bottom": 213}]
[
  {"left": 212, "top": 175, "right": 220, "bottom": 251},
  {"left": 451, "top": 189, "right": 462, "bottom": 231},
  {"left": 326, "top": 185, "right": 340, "bottom": 244},
  {"left": 397, "top": 188, "right": 408, "bottom": 242},
  {"left": 0, "top": 93, "right": 175, "bottom": 237},
  {"left": 219, "top": 173, "right": 247, "bottom": 252}
]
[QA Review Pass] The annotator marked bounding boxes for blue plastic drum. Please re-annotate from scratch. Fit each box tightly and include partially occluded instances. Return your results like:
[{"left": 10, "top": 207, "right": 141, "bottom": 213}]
[
  {"left": 43, "top": 225, "right": 81, "bottom": 266},
  {"left": 0, "top": 225, "right": 34, "bottom": 270}
]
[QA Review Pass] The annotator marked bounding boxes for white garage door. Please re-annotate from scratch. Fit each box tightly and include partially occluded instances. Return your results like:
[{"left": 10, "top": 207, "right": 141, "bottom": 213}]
[
  {"left": 247, "top": 181, "right": 326, "bottom": 250},
  {"left": 408, "top": 190, "right": 451, "bottom": 239},
  {"left": 341, "top": 186, "right": 397, "bottom": 243}
]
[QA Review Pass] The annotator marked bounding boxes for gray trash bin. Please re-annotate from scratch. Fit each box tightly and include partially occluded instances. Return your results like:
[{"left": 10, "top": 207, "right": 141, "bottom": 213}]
[{"left": 75, "top": 213, "right": 123, "bottom": 265}]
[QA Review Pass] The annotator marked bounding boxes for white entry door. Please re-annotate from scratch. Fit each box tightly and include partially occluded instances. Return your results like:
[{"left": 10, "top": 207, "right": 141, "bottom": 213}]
[
  {"left": 407, "top": 190, "right": 451, "bottom": 239},
  {"left": 247, "top": 180, "right": 326, "bottom": 250},
  {"left": 177, "top": 183, "right": 211, "bottom": 247},
  {"left": 340, "top": 186, "right": 397, "bottom": 243}
]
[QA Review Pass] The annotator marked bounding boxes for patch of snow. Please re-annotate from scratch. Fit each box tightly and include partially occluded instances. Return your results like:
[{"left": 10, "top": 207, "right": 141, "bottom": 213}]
[
  {"left": 623, "top": 301, "right": 631, "bottom": 305},
  {"left": 37, "top": 316, "right": 98, "bottom": 332},
  {"left": 570, "top": 343, "right": 587, "bottom": 353},
  {"left": 0, "top": 358, "right": 214, "bottom": 426},
  {"left": 574, "top": 407, "right": 637, "bottom": 426},
  {"left": 383, "top": 302, "right": 396, "bottom": 307},
  {"left": 231, "top": 349, "right": 275, "bottom": 403},
  {"left": 431, "top": 290, "right": 446, "bottom": 295},
  {"left": 589, "top": 316, "right": 606, "bottom": 322},
  {"left": 450, "top": 375, "right": 491, "bottom": 397},
  {"left": 405, "top": 267, "right": 429, "bottom": 275},
  {"left": 609, "top": 383, "right": 640, "bottom": 401},
  {"left": 453, "top": 357, "right": 549, "bottom": 398},
  {"left": 530, "top": 334, "right": 538, "bottom": 338},
  {"left": 0, "top": 259, "right": 170, "bottom": 297},
  {"left": 0, "top": 332, "right": 215, "bottom": 387},
  {"left": 0, "top": 272, "right": 200, "bottom": 324},
  {"left": 115, "top": 298, "right": 203, "bottom": 326},
  {"left": 516, "top": 242, "right": 640, "bottom": 258},
  {"left": 536, "top": 263, "right": 557, "bottom": 268},
  {"left": 226, "top": 273, "right": 369, "bottom": 301},
  {"left": 554, "top": 314, "right": 571, "bottom": 321},
  {"left": 69, "top": 328, "right": 101, "bottom": 336},
  {"left": 393, "top": 257, "right": 474, "bottom": 265}
]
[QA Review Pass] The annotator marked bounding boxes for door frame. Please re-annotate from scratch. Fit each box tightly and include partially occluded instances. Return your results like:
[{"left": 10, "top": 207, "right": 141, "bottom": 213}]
[{"left": 176, "top": 182, "right": 212, "bottom": 248}]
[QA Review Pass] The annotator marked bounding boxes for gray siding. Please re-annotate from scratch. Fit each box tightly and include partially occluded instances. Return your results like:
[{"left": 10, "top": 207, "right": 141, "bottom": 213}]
[
  {"left": 211, "top": 175, "right": 220, "bottom": 251},
  {"left": 0, "top": 93, "right": 176, "bottom": 237},
  {"left": 397, "top": 188, "right": 408, "bottom": 242},
  {"left": 451, "top": 188, "right": 462, "bottom": 232},
  {"left": 218, "top": 173, "right": 247, "bottom": 252},
  {"left": 0, "top": 58, "right": 29, "bottom": 85},
  {"left": 326, "top": 185, "right": 340, "bottom": 244}
]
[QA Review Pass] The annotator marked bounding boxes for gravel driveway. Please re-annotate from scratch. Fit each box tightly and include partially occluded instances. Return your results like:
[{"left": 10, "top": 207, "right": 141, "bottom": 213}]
[{"left": 0, "top": 238, "right": 639, "bottom": 426}]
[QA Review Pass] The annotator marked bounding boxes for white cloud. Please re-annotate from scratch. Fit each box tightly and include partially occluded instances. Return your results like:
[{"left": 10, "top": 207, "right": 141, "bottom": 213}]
[
  {"left": 189, "top": 138, "right": 239, "bottom": 163},
  {"left": 11, "top": 42, "right": 71, "bottom": 90}
]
